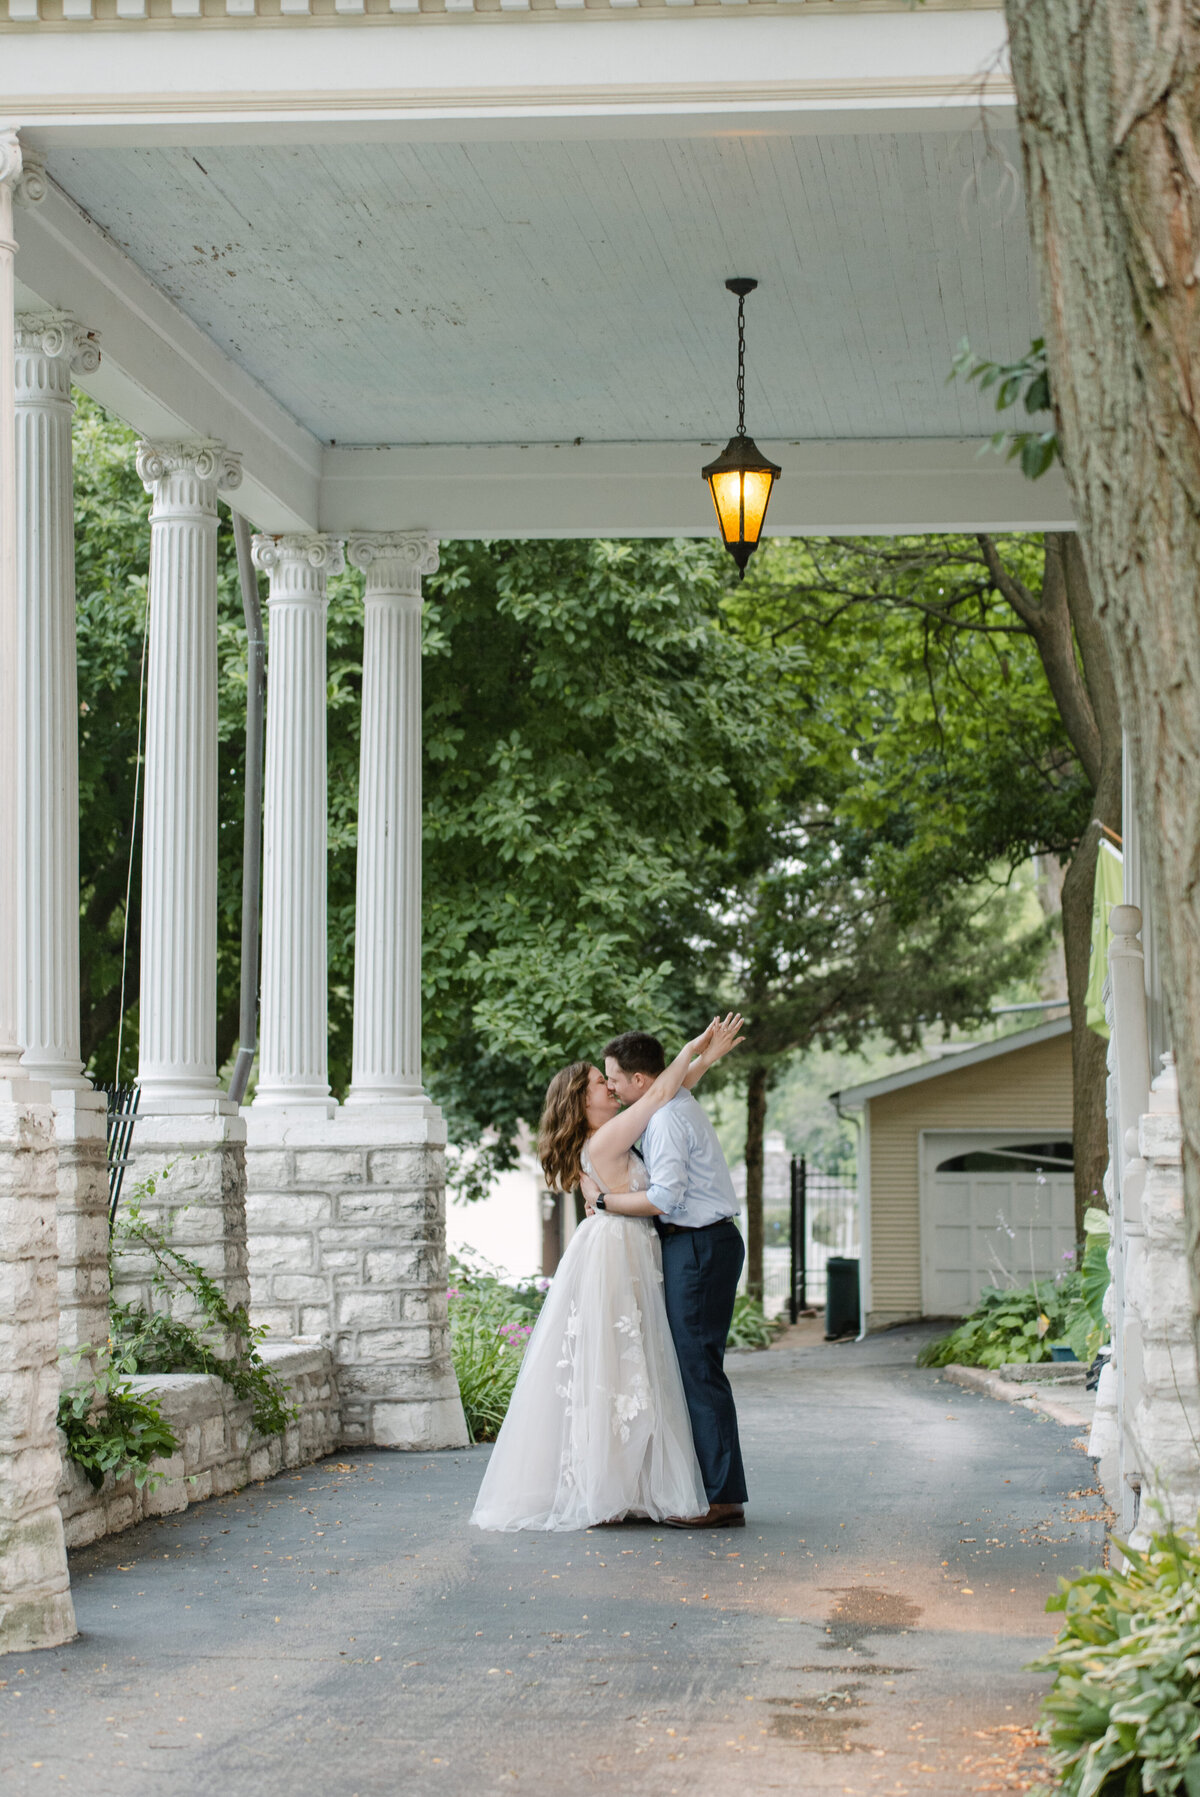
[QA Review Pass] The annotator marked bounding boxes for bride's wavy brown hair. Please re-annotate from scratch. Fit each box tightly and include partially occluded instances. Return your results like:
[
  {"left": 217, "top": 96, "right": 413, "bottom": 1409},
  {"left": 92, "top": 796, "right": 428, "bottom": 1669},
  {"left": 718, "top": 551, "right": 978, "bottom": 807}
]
[{"left": 538, "top": 1060, "right": 593, "bottom": 1193}]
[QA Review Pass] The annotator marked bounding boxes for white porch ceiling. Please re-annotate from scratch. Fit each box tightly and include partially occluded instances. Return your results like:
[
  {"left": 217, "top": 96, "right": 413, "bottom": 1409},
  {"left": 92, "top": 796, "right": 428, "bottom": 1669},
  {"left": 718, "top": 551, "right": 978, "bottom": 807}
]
[
  {"left": 7, "top": 5, "right": 1073, "bottom": 533},
  {"left": 45, "top": 130, "right": 1033, "bottom": 450}
]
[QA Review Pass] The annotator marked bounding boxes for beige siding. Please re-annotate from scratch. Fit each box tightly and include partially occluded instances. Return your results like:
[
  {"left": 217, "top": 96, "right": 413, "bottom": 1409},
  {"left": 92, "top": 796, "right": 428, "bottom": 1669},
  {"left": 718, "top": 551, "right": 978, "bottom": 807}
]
[{"left": 868, "top": 1034, "right": 1073, "bottom": 1319}]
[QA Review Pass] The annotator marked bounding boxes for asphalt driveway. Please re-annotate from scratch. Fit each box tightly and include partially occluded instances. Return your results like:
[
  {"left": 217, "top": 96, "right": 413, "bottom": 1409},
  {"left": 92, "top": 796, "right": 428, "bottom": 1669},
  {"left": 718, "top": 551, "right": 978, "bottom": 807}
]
[{"left": 0, "top": 1322, "right": 1103, "bottom": 1796}]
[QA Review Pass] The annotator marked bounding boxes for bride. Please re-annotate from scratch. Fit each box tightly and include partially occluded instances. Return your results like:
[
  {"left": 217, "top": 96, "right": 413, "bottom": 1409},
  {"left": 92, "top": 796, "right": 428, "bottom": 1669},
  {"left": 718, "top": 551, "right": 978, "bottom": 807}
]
[{"left": 470, "top": 1014, "right": 744, "bottom": 1533}]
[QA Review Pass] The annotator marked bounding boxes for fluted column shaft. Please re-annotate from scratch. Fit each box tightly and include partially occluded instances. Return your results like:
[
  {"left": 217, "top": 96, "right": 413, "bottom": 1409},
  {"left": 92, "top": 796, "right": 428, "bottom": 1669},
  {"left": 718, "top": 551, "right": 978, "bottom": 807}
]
[
  {"left": 16, "top": 315, "right": 99, "bottom": 1089},
  {"left": 345, "top": 533, "right": 439, "bottom": 1105},
  {"left": 0, "top": 144, "right": 23, "bottom": 1082},
  {"left": 136, "top": 441, "right": 242, "bottom": 1107},
  {"left": 252, "top": 534, "right": 344, "bottom": 1109},
  {"left": 0, "top": 129, "right": 76, "bottom": 1658}
]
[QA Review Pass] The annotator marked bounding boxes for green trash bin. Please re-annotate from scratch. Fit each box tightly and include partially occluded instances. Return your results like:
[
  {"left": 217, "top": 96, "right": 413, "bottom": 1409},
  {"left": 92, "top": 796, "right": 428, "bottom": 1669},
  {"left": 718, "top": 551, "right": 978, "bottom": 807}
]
[{"left": 825, "top": 1257, "right": 860, "bottom": 1341}]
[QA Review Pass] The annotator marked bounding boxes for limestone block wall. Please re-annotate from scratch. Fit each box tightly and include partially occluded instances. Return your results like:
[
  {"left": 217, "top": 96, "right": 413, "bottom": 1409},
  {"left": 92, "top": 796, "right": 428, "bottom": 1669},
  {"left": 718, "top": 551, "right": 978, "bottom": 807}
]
[
  {"left": 1127, "top": 1064, "right": 1200, "bottom": 1547},
  {"left": 52, "top": 1089, "right": 109, "bottom": 1363},
  {"left": 246, "top": 1131, "right": 467, "bottom": 1451},
  {"left": 57, "top": 1343, "right": 338, "bottom": 1549},
  {"left": 116, "top": 1113, "right": 250, "bottom": 1355}
]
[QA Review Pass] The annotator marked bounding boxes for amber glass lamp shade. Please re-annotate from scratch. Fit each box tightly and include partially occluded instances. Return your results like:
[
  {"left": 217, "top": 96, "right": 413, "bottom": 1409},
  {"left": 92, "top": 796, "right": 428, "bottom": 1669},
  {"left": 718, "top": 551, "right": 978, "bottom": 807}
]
[{"left": 702, "top": 432, "right": 781, "bottom": 577}]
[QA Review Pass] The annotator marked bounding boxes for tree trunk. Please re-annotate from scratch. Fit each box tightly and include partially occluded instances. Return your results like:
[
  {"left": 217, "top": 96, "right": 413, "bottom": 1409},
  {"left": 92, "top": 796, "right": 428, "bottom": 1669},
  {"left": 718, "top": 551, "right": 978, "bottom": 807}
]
[
  {"left": 1060, "top": 537, "right": 1125, "bottom": 1238},
  {"left": 743, "top": 1063, "right": 768, "bottom": 1303},
  {"left": 1004, "top": 5, "right": 1200, "bottom": 1347},
  {"left": 1061, "top": 814, "right": 1115, "bottom": 1238}
]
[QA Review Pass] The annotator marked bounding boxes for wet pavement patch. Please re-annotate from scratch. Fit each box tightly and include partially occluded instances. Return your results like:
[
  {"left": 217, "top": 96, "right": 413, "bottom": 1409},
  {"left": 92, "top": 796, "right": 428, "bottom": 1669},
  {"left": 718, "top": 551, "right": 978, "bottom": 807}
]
[
  {"left": 765, "top": 1682, "right": 867, "bottom": 1749},
  {"left": 820, "top": 1584, "right": 922, "bottom": 1654}
]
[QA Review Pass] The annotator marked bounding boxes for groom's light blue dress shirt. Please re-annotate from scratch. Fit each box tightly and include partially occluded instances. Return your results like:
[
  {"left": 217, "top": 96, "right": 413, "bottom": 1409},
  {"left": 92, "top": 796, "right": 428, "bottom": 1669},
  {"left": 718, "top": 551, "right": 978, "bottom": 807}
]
[{"left": 641, "top": 1091, "right": 737, "bottom": 1228}]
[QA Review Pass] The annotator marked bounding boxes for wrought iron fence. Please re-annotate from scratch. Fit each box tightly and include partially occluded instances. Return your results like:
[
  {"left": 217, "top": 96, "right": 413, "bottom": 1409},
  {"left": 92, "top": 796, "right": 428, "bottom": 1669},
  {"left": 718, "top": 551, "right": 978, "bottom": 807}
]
[
  {"left": 97, "top": 1081, "right": 140, "bottom": 1231},
  {"left": 759, "top": 1156, "right": 859, "bottom": 1319}
]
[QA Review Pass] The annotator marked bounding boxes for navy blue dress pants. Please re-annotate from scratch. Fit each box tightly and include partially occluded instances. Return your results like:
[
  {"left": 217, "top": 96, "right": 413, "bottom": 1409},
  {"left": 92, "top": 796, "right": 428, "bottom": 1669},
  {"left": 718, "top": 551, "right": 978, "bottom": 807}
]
[{"left": 658, "top": 1219, "right": 748, "bottom": 1506}]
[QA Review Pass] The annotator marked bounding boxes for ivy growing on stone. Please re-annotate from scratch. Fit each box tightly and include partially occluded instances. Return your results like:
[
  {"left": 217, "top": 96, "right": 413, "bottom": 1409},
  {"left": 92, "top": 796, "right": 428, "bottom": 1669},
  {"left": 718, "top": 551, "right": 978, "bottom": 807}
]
[{"left": 58, "top": 1168, "right": 298, "bottom": 1491}]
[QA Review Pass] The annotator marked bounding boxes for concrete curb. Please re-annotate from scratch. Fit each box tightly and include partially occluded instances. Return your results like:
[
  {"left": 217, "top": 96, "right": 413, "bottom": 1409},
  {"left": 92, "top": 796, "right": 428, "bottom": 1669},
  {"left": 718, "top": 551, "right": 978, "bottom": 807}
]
[{"left": 942, "top": 1363, "right": 1094, "bottom": 1431}]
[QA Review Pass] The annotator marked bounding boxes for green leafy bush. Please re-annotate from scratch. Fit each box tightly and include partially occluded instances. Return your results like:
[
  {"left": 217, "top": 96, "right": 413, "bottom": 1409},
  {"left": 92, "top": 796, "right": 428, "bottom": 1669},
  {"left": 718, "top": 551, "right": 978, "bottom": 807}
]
[
  {"left": 1061, "top": 1208, "right": 1113, "bottom": 1366},
  {"left": 447, "top": 1260, "right": 542, "bottom": 1443},
  {"left": 57, "top": 1349, "right": 179, "bottom": 1492},
  {"left": 917, "top": 1272, "right": 1084, "bottom": 1369},
  {"left": 1031, "top": 1527, "right": 1200, "bottom": 1797},
  {"left": 727, "top": 1293, "right": 783, "bottom": 1350}
]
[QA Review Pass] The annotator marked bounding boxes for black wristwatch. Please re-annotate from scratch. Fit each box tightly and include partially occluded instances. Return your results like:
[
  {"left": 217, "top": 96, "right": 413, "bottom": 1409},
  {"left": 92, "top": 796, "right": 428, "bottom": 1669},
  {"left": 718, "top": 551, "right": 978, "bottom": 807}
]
[{"left": 594, "top": 1193, "right": 608, "bottom": 1211}]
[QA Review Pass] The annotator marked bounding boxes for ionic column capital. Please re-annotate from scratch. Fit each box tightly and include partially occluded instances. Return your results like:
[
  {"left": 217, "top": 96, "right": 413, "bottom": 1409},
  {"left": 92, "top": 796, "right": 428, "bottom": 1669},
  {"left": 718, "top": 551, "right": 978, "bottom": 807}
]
[
  {"left": 0, "top": 131, "right": 45, "bottom": 210},
  {"left": 14, "top": 313, "right": 101, "bottom": 390},
  {"left": 136, "top": 439, "right": 243, "bottom": 508},
  {"left": 347, "top": 531, "right": 439, "bottom": 599},
  {"left": 252, "top": 532, "right": 346, "bottom": 596}
]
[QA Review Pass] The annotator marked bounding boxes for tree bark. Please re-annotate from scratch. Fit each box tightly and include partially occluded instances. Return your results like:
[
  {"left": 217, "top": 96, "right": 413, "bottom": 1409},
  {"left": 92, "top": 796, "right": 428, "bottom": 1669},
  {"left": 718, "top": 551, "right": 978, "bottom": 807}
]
[
  {"left": 743, "top": 1062, "right": 768, "bottom": 1303},
  {"left": 981, "top": 531, "right": 1123, "bottom": 1235},
  {"left": 1004, "top": 3, "right": 1200, "bottom": 1348}
]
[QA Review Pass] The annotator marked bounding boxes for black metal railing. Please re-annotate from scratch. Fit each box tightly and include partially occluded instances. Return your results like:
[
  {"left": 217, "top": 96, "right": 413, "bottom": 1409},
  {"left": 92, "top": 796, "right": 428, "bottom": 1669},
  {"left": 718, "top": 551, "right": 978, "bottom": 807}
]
[
  {"left": 786, "top": 1155, "right": 859, "bottom": 1323},
  {"left": 97, "top": 1081, "right": 140, "bottom": 1230}
]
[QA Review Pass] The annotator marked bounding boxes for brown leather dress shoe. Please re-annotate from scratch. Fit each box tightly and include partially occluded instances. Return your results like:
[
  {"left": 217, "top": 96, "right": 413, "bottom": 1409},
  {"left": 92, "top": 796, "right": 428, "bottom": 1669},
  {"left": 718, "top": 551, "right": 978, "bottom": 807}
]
[{"left": 664, "top": 1503, "right": 746, "bottom": 1529}]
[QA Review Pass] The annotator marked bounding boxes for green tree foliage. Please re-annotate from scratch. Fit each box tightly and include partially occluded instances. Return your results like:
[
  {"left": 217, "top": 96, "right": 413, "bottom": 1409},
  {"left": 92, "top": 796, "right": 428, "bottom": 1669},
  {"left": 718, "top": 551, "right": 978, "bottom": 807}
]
[
  {"left": 735, "top": 535, "right": 1092, "bottom": 909},
  {"left": 716, "top": 535, "right": 1083, "bottom": 1289},
  {"left": 420, "top": 538, "right": 799, "bottom": 1148},
  {"left": 72, "top": 400, "right": 789, "bottom": 1139},
  {"left": 74, "top": 398, "right": 1072, "bottom": 1203}
]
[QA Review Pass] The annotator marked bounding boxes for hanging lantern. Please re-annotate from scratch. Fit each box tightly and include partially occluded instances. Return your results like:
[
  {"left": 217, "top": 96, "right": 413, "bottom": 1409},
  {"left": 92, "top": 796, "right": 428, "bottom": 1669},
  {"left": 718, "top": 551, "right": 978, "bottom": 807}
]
[{"left": 702, "top": 278, "right": 780, "bottom": 578}]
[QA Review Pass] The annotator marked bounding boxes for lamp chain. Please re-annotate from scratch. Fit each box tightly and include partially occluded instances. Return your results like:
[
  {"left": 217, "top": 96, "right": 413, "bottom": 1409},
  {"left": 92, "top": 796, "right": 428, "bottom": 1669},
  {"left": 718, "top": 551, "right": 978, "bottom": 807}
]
[{"left": 736, "top": 293, "right": 746, "bottom": 435}]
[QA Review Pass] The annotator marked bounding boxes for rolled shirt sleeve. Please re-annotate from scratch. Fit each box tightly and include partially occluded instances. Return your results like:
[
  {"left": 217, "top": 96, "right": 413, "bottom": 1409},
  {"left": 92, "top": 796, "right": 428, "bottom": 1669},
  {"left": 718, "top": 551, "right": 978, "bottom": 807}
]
[{"left": 643, "top": 1105, "right": 693, "bottom": 1220}]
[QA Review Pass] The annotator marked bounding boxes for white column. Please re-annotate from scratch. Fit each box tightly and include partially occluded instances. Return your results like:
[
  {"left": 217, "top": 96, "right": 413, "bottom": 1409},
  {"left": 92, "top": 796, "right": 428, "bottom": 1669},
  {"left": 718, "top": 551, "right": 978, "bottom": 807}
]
[
  {"left": 15, "top": 313, "right": 110, "bottom": 1364},
  {"left": 251, "top": 534, "right": 344, "bottom": 1112},
  {"left": 135, "top": 440, "right": 243, "bottom": 1108},
  {"left": 15, "top": 313, "right": 99, "bottom": 1088},
  {"left": 345, "top": 533, "right": 438, "bottom": 1108},
  {"left": 0, "top": 128, "right": 76, "bottom": 1656}
]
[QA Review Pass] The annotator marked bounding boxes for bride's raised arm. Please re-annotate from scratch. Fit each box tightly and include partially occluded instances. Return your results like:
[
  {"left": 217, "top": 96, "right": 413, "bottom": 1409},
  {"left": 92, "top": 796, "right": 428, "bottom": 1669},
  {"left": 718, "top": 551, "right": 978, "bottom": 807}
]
[{"left": 588, "top": 1013, "right": 744, "bottom": 1168}]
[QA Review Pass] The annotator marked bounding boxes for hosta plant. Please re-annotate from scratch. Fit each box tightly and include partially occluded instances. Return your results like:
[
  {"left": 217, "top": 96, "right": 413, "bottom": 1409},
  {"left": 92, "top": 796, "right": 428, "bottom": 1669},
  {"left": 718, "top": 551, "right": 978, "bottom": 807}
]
[{"left": 1031, "top": 1526, "right": 1200, "bottom": 1797}]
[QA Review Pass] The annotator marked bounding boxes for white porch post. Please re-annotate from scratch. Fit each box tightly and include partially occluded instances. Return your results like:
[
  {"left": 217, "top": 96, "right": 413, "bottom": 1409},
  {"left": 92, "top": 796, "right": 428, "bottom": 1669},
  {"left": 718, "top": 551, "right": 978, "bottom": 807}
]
[
  {"left": 243, "top": 527, "right": 466, "bottom": 1450},
  {"left": 14, "top": 311, "right": 110, "bottom": 1359},
  {"left": 345, "top": 532, "right": 438, "bottom": 1111},
  {"left": 250, "top": 533, "right": 344, "bottom": 1114},
  {"left": 15, "top": 313, "right": 98, "bottom": 1091},
  {"left": 0, "top": 129, "right": 76, "bottom": 1655},
  {"left": 118, "top": 440, "right": 250, "bottom": 1336},
  {"left": 136, "top": 440, "right": 242, "bottom": 1106}
]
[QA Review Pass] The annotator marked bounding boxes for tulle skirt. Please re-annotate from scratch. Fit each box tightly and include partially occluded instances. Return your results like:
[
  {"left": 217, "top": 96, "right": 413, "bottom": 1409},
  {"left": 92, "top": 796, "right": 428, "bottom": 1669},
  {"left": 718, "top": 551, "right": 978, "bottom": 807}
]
[{"left": 470, "top": 1213, "right": 708, "bottom": 1532}]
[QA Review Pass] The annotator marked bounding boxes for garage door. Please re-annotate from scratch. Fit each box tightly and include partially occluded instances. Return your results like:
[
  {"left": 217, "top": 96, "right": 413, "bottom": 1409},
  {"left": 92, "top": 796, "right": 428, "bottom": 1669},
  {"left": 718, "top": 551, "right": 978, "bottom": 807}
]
[{"left": 920, "top": 1132, "right": 1076, "bottom": 1316}]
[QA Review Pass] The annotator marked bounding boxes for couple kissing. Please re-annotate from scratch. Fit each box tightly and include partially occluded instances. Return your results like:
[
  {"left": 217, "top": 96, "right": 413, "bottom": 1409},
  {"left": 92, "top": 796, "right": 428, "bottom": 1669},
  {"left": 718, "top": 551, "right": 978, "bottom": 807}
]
[{"left": 471, "top": 1016, "right": 748, "bottom": 1533}]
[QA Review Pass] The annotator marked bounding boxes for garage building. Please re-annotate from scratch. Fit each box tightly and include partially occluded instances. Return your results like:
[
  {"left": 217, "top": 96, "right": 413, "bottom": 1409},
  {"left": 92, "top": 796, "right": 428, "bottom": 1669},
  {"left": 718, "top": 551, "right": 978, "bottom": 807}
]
[{"left": 833, "top": 1018, "right": 1075, "bottom": 1333}]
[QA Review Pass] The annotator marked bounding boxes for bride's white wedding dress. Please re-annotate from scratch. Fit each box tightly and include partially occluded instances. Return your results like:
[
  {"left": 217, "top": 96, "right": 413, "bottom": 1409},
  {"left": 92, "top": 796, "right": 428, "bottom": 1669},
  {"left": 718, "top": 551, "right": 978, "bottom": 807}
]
[{"left": 470, "top": 1148, "right": 707, "bottom": 1532}]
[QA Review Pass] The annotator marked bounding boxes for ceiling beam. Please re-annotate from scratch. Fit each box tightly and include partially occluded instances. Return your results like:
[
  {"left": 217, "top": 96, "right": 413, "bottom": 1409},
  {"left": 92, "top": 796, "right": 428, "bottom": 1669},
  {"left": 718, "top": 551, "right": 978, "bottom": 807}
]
[
  {"left": 14, "top": 176, "right": 322, "bottom": 532},
  {"left": 320, "top": 439, "right": 1074, "bottom": 538},
  {"left": 3, "top": 10, "right": 1011, "bottom": 146}
]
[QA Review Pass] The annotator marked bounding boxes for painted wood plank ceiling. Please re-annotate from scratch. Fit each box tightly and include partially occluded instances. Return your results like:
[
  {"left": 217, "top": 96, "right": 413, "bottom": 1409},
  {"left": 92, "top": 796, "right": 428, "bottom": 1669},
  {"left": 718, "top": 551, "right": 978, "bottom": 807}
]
[{"left": 46, "top": 130, "right": 1038, "bottom": 446}]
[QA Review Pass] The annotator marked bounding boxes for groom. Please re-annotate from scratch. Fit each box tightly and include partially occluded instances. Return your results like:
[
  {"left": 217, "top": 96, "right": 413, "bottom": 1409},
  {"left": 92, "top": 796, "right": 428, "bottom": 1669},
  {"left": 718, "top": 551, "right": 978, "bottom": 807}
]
[{"left": 585, "top": 1030, "right": 748, "bottom": 1529}]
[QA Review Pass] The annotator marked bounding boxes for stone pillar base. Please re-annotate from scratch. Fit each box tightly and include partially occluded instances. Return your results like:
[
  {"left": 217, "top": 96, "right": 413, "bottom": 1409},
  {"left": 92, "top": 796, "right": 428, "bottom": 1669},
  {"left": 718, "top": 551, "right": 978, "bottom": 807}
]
[
  {"left": 245, "top": 1103, "right": 468, "bottom": 1451},
  {"left": 114, "top": 1106, "right": 249, "bottom": 1356},
  {"left": 0, "top": 1083, "right": 76, "bottom": 1654},
  {"left": 1127, "top": 1062, "right": 1200, "bottom": 1548},
  {"left": 51, "top": 1085, "right": 109, "bottom": 1367}
]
